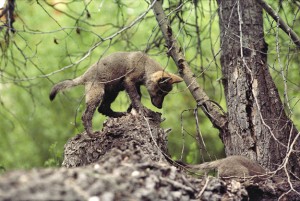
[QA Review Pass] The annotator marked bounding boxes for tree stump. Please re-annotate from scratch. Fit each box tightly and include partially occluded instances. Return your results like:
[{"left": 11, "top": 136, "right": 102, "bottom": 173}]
[{"left": 62, "top": 112, "right": 169, "bottom": 168}]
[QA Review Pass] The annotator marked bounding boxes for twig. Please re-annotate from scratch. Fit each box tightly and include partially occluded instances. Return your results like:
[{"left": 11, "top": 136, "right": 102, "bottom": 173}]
[
  {"left": 194, "top": 108, "right": 211, "bottom": 161},
  {"left": 159, "top": 177, "right": 195, "bottom": 193},
  {"left": 255, "top": 0, "right": 300, "bottom": 48},
  {"left": 197, "top": 176, "right": 211, "bottom": 198},
  {"left": 277, "top": 131, "right": 300, "bottom": 200},
  {"left": 7, "top": 1, "right": 156, "bottom": 82},
  {"left": 143, "top": 115, "right": 203, "bottom": 177}
]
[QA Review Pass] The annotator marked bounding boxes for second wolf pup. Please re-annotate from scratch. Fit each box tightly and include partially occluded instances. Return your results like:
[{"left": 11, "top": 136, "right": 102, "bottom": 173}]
[{"left": 50, "top": 51, "right": 183, "bottom": 136}]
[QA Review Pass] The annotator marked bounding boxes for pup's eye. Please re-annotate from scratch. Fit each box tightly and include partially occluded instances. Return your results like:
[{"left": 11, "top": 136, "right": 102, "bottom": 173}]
[
  {"left": 159, "top": 77, "right": 171, "bottom": 85},
  {"left": 158, "top": 90, "right": 164, "bottom": 95}
]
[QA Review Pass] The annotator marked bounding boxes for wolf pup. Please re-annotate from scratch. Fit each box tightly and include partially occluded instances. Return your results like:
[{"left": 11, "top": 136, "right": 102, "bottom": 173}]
[
  {"left": 182, "top": 155, "right": 266, "bottom": 177},
  {"left": 50, "top": 51, "right": 183, "bottom": 136}
]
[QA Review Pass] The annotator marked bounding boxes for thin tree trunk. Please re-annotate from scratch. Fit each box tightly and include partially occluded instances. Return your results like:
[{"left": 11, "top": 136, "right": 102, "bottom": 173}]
[
  {"left": 217, "top": 0, "right": 300, "bottom": 176},
  {"left": 150, "top": 0, "right": 228, "bottom": 133}
]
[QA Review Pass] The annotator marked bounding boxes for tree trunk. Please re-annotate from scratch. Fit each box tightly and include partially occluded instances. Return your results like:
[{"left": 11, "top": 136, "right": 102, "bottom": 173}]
[{"left": 217, "top": 0, "right": 300, "bottom": 176}]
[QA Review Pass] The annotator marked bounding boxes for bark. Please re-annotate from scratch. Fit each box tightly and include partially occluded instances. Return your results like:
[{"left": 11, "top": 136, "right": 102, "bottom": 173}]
[
  {"left": 217, "top": 0, "right": 300, "bottom": 176},
  {"left": 0, "top": 113, "right": 300, "bottom": 200}
]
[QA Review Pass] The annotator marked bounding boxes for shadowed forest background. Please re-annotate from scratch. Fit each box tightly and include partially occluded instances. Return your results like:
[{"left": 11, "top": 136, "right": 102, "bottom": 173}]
[{"left": 0, "top": 0, "right": 299, "bottom": 171}]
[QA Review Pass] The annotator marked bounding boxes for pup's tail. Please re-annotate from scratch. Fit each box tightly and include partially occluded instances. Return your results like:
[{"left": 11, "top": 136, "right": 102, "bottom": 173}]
[{"left": 49, "top": 76, "right": 83, "bottom": 101}]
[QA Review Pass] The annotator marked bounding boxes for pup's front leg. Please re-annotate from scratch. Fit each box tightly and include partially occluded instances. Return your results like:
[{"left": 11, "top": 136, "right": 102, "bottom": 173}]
[{"left": 124, "top": 79, "right": 152, "bottom": 116}]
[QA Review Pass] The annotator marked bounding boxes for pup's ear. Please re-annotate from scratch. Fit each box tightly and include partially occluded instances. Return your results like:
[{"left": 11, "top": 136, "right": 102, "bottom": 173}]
[
  {"left": 169, "top": 73, "right": 183, "bottom": 84},
  {"left": 151, "top": 71, "right": 183, "bottom": 84}
]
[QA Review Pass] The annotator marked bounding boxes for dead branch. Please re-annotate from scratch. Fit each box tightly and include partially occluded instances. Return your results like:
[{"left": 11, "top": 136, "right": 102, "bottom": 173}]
[
  {"left": 150, "top": 0, "right": 227, "bottom": 133},
  {"left": 256, "top": 0, "right": 300, "bottom": 48}
]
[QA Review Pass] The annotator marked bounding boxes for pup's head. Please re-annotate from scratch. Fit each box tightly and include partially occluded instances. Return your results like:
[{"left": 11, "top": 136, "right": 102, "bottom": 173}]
[{"left": 147, "top": 71, "right": 183, "bottom": 108}]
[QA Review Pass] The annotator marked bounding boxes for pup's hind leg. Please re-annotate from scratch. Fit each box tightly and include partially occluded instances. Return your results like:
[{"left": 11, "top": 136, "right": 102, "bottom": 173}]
[
  {"left": 98, "top": 91, "right": 126, "bottom": 118},
  {"left": 82, "top": 82, "right": 104, "bottom": 136}
]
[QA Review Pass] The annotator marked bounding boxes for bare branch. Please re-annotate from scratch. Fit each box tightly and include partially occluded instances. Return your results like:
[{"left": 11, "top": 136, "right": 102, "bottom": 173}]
[
  {"left": 256, "top": 0, "right": 300, "bottom": 48},
  {"left": 151, "top": 0, "right": 227, "bottom": 131}
]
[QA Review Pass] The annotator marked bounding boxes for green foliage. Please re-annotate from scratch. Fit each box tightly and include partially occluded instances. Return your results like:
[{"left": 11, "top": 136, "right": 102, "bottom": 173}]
[
  {"left": 0, "top": 0, "right": 299, "bottom": 170},
  {"left": 44, "top": 142, "right": 63, "bottom": 167},
  {"left": 0, "top": 165, "right": 5, "bottom": 174}
]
